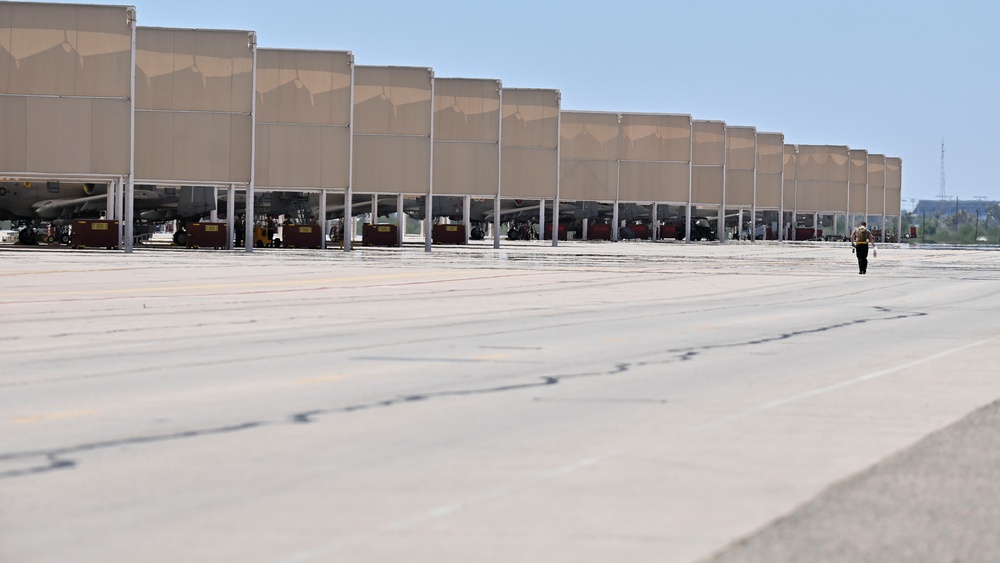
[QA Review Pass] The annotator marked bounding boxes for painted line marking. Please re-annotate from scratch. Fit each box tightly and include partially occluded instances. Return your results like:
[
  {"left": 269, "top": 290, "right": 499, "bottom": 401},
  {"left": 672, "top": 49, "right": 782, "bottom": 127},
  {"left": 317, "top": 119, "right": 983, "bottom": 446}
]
[
  {"left": 11, "top": 409, "right": 99, "bottom": 425},
  {"left": 295, "top": 375, "right": 347, "bottom": 386},
  {"left": 472, "top": 354, "right": 510, "bottom": 361}
]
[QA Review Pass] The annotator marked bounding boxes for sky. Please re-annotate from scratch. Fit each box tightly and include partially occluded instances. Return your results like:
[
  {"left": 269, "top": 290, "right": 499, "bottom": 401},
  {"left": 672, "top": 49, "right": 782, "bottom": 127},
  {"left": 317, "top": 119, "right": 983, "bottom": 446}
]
[{"left": 89, "top": 0, "right": 999, "bottom": 207}]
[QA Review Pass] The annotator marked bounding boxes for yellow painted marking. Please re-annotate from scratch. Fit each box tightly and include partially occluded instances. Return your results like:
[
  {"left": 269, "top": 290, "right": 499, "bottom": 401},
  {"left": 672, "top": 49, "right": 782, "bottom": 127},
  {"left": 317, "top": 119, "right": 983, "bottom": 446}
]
[
  {"left": 11, "top": 409, "right": 99, "bottom": 425},
  {"left": 296, "top": 375, "right": 348, "bottom": 385}
]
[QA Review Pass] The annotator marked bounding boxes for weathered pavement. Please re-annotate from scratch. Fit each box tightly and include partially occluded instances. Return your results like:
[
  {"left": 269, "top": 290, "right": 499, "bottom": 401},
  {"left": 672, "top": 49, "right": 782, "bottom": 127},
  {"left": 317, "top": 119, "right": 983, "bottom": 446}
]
[{"left": 2, "top": 241, "right": 999, "bottom": 562}]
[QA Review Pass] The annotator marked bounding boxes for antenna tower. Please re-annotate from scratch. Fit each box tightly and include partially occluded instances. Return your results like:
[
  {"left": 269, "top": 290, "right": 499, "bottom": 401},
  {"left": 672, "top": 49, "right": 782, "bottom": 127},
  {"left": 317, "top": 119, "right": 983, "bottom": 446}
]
[{"left": 939, "top": 139, "right": 946, "bottom": 199}]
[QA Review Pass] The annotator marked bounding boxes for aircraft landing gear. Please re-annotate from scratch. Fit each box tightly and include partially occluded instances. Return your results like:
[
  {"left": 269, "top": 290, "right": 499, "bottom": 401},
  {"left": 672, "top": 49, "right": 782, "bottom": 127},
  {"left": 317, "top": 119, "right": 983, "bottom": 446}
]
[
  {"left": 17, "top": 224, "right": 39, "bottom": 245},
  {"left": 173, "top": 229, "right": 188, "bottom": 246},
  {"left": 507, "top": 221, "right": 536, "bottom": 241}
]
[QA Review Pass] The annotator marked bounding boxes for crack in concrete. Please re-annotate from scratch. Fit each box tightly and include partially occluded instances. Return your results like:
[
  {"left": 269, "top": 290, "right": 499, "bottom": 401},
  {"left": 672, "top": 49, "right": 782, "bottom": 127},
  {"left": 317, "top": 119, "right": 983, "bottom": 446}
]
[{"left": 0, "top": 307, "right": 923, "bottom": 481}]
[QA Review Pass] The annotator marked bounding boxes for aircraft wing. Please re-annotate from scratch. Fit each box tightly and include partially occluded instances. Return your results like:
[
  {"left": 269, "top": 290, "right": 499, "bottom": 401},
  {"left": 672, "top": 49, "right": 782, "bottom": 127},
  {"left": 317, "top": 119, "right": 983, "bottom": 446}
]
[
  {"left": 31, "top": 189, "right": 161, "bottom": 219},
  {"left": 481, "top": 202, "right": 578, "bottom": 221}
]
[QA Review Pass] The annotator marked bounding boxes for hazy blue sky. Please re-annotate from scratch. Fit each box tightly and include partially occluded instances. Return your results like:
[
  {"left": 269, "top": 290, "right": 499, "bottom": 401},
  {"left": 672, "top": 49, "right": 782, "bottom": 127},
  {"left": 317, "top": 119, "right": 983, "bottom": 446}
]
[{"left": 96, "top": 0, "right": 998, "bottom": 205}]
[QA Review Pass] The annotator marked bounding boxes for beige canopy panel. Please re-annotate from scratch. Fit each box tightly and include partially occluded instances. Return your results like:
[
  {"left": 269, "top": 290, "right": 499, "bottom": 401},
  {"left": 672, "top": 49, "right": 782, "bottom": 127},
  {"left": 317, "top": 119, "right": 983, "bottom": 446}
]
[
  {"left": 135, "top": 27, "right": 254, "bottom": 184},
  {"left": 560, "top": 111, "right": 619, "bottom": 202},
  {"left": 794, "top": 145, "right": 849, "bottom": 212},
  {"left": 255, "top": 49, "right": 352, "bottom": 190},
  {"left": 849, "top": 149, "right": 868, "bottom": 214},
  {"left": 353, "top": 66, "right": 432, "bottom": 194},
  {"left": 501, "top": 88, "right": 559, "bottom": 199},
  {"left": 754, "top": 132, "right": 784, "bottom": 208},
  {"left": 620, "top": 161, "right": 690, "bottom": 203},
  {"left": 355, "top": 65, "right": 432, "bottom": 136},
  {"left": 433, "top": 78, "right": 501, "bottom": 196},
  {"left": 620, "top": 113, "right": 691, "bottom": 202},
  {"left": 692, "top": 120, "right": 725, "bottom": 166},
  {"left": 885, "top": 157, "right": 902, "bottom": 216},
  {"left": 561, "top": 111, "right": 618, "bottom": 161},
  {"left": 692, "top": 120, "right": 725, "bottom": 204},
  {"left": 867, "top": 154, "right": 886, "bottom": 215},
  {"left": 620, "top": 113, "right": 691, "bottom": 163},
  {"left": 726, "top": 126, "right": 756, "bottom": 207},
  {"left": 561, "top": 159, "right": 618, "bottom": 202},
  {"left": 0, "top": 2, "right": 132, "bottom": 175}
]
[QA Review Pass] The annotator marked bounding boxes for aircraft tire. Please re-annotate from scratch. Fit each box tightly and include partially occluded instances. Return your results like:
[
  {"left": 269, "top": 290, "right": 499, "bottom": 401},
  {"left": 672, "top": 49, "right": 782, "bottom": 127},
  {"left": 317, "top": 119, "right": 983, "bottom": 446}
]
[{"left": 18, "top": 228, "right": 36, "bottom": 245}]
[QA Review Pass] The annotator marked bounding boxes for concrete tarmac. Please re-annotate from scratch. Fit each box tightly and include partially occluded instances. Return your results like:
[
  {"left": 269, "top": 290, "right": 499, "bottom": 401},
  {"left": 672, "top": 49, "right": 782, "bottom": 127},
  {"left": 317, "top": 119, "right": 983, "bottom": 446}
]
[{"left": 2, "top": 241, "right": 999, "bottom": 562}]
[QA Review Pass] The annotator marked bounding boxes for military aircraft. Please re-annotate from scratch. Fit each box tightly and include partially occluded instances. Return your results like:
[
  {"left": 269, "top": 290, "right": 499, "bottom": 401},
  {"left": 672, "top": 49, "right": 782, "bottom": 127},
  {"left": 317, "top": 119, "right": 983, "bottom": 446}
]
[{"left": 0, "top": 181, "right": 216, "bottom": 244}]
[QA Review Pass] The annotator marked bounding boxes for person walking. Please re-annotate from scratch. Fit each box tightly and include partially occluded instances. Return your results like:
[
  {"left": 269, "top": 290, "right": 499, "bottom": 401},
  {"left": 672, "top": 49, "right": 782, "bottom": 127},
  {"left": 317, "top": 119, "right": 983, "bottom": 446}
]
[{"left": 851, "top": 221, "right": 876, "bottom": 274}]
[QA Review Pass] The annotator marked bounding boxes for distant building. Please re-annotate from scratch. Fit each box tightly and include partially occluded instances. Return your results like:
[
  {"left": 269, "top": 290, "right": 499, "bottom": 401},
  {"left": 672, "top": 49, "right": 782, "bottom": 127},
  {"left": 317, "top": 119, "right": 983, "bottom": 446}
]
[{"left": 912, "top": 199, "right": 998, "bottom": 217}]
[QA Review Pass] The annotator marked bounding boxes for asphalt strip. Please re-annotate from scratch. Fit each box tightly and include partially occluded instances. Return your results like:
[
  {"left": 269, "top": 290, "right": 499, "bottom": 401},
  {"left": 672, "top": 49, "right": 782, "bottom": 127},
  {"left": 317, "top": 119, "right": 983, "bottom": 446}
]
[{"left": 704, "top": 398, "right": 1000, "bottom": 563}]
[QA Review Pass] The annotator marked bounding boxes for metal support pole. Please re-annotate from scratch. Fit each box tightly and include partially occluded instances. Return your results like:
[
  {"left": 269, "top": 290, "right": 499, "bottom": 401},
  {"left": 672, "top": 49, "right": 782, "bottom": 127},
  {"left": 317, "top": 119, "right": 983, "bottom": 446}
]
[
  {"left": 425, "top": 71, "right": 435, "bottom": 252},
  {"left": 720, "top": 129, "right": 728, "bottom": 245},
  {"left": 552, "top": 91, "right": 561, "bottom": 248},
  {"left": 463, "top": 195, "right": 471, "bottom": 244},
  {"left": 493, "top": 196, "right": 501, "bottom": 249},
  {"left": 613, "top": 113, "right": 622, "bottom": 243},
  {"left": 210, "top": 187, "right": 218, "bottom": 222},
  {"left": 319, "top": 189, "right": 327, "bottom": 250},
  {"left": 539, "top": 200, "right": 546, "bottom": 241},
  {"left": 882, "top": 164, "right": 888, "bottom": 243},
  {"left": 717, "top": 206, "right": 725, "bottom": 244},
  {"left": 227, "top": 184, "right": 236, "bottom": 250},
  {"left": 751, "top": 132, "right": 758, "bottom": 244},
  {"left": 495, "top": 82, "right": 502, "bottom": 250},
  {"left": 245, "top": 32, "right": 258, "bottom": 254},
  {"left": 612, "top": 203, "right": 620, "bottom": 242},
  {"left": 686, "top": 121, "right": 694, "bottom": 243},
  {"left": 124, "top": 176, "right": 134, "bottom": 252},
  {"left": 125, "top": 8, "right": 136, "bottom": 253},
  {"left": 106, "top": 178, "right": 116, "bottom": 221},
  {"left": 397, "top": 193, "right": 405, "bottom": 247},
  {"left": 344, "top": 54, "right": 355, "bottom": 252},
  {"left": 649, "top": 202, "right": 660, "bottom": 242}
]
